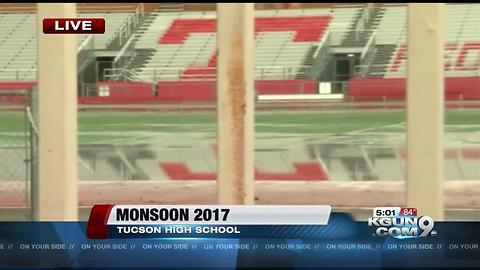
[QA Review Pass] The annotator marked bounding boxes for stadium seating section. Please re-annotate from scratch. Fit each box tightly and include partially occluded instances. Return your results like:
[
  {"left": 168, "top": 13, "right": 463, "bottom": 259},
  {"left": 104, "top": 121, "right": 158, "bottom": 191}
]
[
  {"left": 374, "top": 5, "right": 479, "bottom": 75},
  {"left": 134, "top": 7, "right": 358, "bottom": 80},
  {"left": 160, "top": 161, "right": 329, "bottom": 181},
  {"left": 167, "top": 16, "right": 332, "bottom": 79},
  {"left": 0, "top": 12, "right": 133, "bottom": 81},
  {"left": 0, "top": 4, "right": 478, "bottom": 102}
]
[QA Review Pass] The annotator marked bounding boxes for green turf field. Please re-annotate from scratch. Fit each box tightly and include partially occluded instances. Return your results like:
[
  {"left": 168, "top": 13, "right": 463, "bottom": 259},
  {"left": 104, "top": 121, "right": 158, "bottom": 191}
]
[{"left": 0, "top": 109, "right": 479, "bottom": 145}]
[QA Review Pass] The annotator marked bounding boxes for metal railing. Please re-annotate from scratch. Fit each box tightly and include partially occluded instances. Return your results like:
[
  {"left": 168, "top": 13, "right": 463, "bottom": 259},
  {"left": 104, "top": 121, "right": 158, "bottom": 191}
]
[
  {"left": 79, "top": 83, "right": 98, "bottom": 97},
  {"left": 355, "top": 3, "right": 375, "bottom": 34},
  {"left": 358, "top": 32, "right": 377, "bottom": 76},
  {"left": 103, "top": 66, "right": 315, "bottom": 82},
  {"left": 361, "top": 32, "right": 376, "bottom": 60},
  {"left": 312, "top": 31, "right": 333, "bottom": 80},
  {"left": 105, "top": 3, "right": 145, "bottom": 50},
  {"left": 313, "top": 30, "right": 331, "bottom": 59},
  {"left": 77, "top": 35, "right": 95, "bottom": 74},
  {"left": 325, "top": 29, "right": 373, "bottom": 47},
  {"left": 113, "top": 36, "right": 136, "bottom": 70},
  {"left": 102, "top": 68, "right": 148, "bottom": 82}
]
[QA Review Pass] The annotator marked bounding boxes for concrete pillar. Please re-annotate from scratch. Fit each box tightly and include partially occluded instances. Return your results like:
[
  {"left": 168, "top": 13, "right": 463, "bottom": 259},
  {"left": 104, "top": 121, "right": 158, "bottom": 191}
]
[
  {"left": 36, "top": 3, "right": 78, "bottom": 221},
  {"left": 406, "top": 4, "right": 445, "bottom": 220},
  {"left": 216, "top": 3, "right": 255, "bottom": 204}
]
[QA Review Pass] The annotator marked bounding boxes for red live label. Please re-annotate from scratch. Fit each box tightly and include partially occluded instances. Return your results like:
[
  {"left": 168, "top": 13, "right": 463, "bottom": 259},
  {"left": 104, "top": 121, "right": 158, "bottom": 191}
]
[{"left": 43, "top": 18, "right": 105, "bottom": 34}]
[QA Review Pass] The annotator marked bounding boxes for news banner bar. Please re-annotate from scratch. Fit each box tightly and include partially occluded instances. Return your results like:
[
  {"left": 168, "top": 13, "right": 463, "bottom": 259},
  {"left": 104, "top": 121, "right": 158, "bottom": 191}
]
[
  {"left": 87, "top": 205, "right": 331, "bottom": 239},
  {"left": 107, "top": 205, "right": 331, "bottom": 225}
]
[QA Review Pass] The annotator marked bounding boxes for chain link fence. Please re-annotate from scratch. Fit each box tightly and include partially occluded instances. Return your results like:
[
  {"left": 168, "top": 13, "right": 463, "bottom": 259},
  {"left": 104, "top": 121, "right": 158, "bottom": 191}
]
[{"left": 0, "top": 88, "right": 37, "bottom": 220}]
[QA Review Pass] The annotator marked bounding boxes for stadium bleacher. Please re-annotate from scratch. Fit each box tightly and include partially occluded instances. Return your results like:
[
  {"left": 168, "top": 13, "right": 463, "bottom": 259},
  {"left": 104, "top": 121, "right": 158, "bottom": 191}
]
[
  {"left": 344, "top": 4, "right": 479, "bottom": 101},
  {"left": 0, "top": 3, "right": 478, "bottom": 102},
  {"left": 0, "top": 12, "right": 133, "bottom": 81},
  {"left": 370, "top": 4, "right": 480, "bottom": 77},
  {"left": 132, "top": 7, "right": 360, "bottom": 81}
]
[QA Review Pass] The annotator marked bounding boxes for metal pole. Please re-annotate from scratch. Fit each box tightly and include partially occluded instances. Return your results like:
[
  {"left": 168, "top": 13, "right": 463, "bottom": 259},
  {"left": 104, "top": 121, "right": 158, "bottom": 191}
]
[
  {"left": 37, "top": 3, "right": 78, "bottom": 221},
  {"left": 216, "top": 3, "right": 255, "bottom": 204},
  {"left": 406, "top": 4, "right": 445, "bottom": 220},
  {"left": 29, "top": 88, "right": 38, "bottom": 221}
]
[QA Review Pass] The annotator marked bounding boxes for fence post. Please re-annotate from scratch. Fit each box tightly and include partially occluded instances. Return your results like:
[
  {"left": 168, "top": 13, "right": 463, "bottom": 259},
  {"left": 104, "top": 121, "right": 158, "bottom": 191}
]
[
  {"left": 217, "top": 3, "right": 255, "bottom": 205},
  {"left": 406, "top": 4, "right": 445, "bottom": 220},
  {"left": 36, "top": 3, "right": 78, "bottom": 221}
]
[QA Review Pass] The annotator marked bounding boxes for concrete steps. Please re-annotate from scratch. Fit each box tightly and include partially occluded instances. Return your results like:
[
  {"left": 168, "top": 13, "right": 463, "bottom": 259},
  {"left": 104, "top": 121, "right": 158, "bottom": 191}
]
[
  {"left": 365, "top": 44, "right": 397, "bottom": 76},
  {"left": 128, "top": 49, "right": 156, "bottom": 71},
  {"left": 295, "top": 46, "right": 318, "bottom": 79},
  {"left": 341, "top": 7, "right": 384, "bottom": 47}
]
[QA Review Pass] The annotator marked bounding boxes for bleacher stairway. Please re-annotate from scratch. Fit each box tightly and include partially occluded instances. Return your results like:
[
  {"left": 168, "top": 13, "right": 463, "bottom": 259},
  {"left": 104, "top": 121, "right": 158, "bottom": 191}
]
[
  {"left": 295, "top": 46, "right": 318, "bottom": 79},
  {"left": 126, "top": 7, "right": 362, "bottom": 81},
  {"left": 341, "top": 7, "right": 384, "bottom": 47},
  {"left": 125, "top": 7, "right": 168, "bottom": 73},
  {"left": 364, "top": 44, "right": 397, "bottom": 76},
  {"left": 126, "top": 49, "right": 156, "bottom": 72}
]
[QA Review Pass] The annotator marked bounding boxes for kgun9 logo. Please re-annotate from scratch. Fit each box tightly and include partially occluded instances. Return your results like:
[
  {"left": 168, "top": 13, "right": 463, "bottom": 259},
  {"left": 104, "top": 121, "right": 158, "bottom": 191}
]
[{"left": 368, "top": 216, "right": 436, "bottom": 238}]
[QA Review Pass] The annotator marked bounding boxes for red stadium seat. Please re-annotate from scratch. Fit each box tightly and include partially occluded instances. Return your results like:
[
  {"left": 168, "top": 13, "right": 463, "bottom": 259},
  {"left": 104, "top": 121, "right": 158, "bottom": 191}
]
[
  {"left": 159, "top": 17, "right": 331, "bottom": 44},
  {"left": 159, "top": 161, "right": 329, "bottom": 181},
  {"left": 158, "top": 16, "right": 331, "bottom": 79}
]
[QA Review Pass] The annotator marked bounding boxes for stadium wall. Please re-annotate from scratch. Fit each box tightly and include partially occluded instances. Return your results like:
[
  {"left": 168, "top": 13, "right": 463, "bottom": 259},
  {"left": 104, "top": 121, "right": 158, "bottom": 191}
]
[
  {"left": 1, "top": 77, "right": 478, "bottom": 104},
  {"left": 348, "top": 76, "right": 480, "bottom": 101}
]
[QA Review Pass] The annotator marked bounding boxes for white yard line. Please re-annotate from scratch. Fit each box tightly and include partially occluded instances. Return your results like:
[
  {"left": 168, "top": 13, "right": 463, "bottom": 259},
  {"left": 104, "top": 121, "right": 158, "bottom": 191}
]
[{"left": 347, "top": 122, "right": 406, "bottom": 135}]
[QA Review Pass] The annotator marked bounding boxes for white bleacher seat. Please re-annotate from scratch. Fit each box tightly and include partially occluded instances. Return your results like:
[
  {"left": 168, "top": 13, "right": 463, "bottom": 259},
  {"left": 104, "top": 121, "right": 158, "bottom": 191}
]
[
  {"left": 0, "top": 12, "right": 131, "bottom": 81},
  {"left": 133, "top": 8, "right": 355, "bottom": 80},
  {"left": 373, "top": 4, "right": 479, "bottom": 77}
]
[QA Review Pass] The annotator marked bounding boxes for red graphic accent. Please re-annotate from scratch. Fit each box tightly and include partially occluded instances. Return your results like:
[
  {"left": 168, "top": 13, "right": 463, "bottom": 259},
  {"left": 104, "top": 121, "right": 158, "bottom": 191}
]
[
  {"left": 86, "top": 205, "right": 114, "bottom": 239},
  {"left": 400, "top": 207, "right": 417, "bottom": 216},
  {"left": 455, "top": 42, "right": 480, "bottom": 71},
  {"left": 158, "top": 17, "right": 331, "bottom": 79},
  {"left": 159, "top": 162, "right": 329, "bottom": 181}
]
